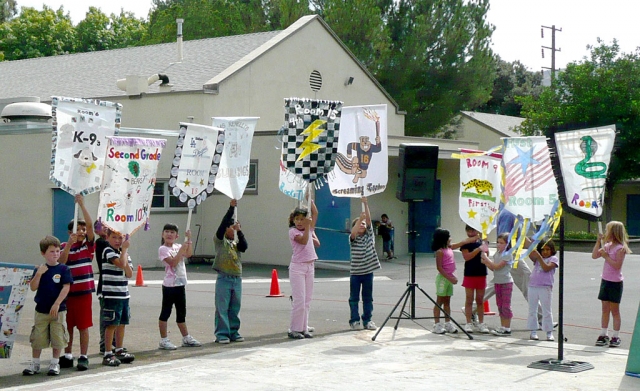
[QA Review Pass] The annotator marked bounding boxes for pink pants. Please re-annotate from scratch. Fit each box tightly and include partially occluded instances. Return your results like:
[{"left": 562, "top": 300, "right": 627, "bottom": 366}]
[
  {"left": 289, "top": 261, "right": 315, "bottom": 332},
  {"left": 494, "top": 282, "right": 513, "bottom": 319}
]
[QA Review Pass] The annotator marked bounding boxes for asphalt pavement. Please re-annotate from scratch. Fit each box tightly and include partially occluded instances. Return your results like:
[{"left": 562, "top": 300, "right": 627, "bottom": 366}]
[{"left": 2, "top": 249, "right": 639, "bottom": 390}]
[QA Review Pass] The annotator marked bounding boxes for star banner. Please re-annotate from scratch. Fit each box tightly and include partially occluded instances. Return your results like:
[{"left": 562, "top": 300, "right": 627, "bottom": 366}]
[
  {"left": 281, "top": 97, "right": 342, "bottom": 185},
  {"left": 551, "top": 125, "right": 616, "bottom": 220},
  {"left": 212, "top": 117, "right": 257, "bottom": 200},
  {"left": 169, "top": 123, "right": 226, "bottom": 209},
  {"left": 328, "top": 105, "right": 388, "bottom": 197},
  {"left": 0, "top": 263, "right": 34, "bottom": 359},
  {"left": 98, "top": 137, "right": 166, "bottom": 236},
  {"left": 457, "top": 149, "right": 502, "bottom": 236},
  {"left": 49, "top": 97, "right": 121, "bottom": 195}
]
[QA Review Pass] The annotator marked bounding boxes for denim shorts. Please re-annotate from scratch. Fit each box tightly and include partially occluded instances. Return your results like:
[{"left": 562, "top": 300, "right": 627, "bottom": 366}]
[{"left": 102, "top": 298, "right": 131, "bottom": 326}]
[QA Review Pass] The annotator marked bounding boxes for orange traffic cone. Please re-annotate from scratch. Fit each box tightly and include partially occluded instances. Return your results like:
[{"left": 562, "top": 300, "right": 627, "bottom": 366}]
[
  {"left": 483, "top": 300, "right": 496, "bottom": 316},
  {"left": 266, "top": 269, "right": 284, "bottom": 297},
  {"left": 135, "top": 265, "right": 147, "bottom": 287}
]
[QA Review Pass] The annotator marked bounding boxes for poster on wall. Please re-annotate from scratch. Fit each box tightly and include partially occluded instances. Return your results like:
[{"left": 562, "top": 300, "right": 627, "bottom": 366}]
[
  {"left": 50, "top": 97, "right": 122, "bottom": 195},
  {"left": 97, "top": 137, "right": 166, "bottom": 235},
  {"left": 328, "top": 104, "right": 388, "bottom": 197},
  {"left": 0, "top": 263, "right": 34, "bottom": 359},
  {"left": 457, "top": 149, "right": 502, "bottom": 237},
  {"left": 211, "top": 117, "right": 258, "bottom": 200}
]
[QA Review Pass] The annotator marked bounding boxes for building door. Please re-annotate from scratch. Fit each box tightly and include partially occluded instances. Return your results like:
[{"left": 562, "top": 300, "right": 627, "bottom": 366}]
[
  {"left": 314, "top": 185, "right": 351, "bottom": 262},
  {"left": 53, "top": 189, "right": 75, "bottom": 240},
  {"left": 408, "top": 180, "right": 441, "bottom": 253},
  {"left": 627, "top": 194, "right": 640, "bottom": 236}
]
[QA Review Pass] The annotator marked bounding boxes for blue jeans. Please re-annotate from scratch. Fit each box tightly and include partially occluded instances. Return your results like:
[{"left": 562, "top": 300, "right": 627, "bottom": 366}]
[
  {"left": 349, "top": 273, "right": 374, "bottom": 324},
  {"left": 215, "top": 274, "right": 242, "bottom": 341}
]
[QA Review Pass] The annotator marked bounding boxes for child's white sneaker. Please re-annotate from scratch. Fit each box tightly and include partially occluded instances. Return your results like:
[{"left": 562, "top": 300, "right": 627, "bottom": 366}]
[
  {"left": 433, "top": 323, "right": 445, "bottom": 334},
  {"left": 478, "top": 323, "right": 490, "bottom": 333},
  {"left": 444, "top": 322, "right": 458, "bottom": 334},
  {"left": 464, "top": 323, "right": 474, "bottom": 333},
  {"left": 182, "top": 335, "right": 202, "bottom": 347},
  {"left": 530, "top": 332, "right": 539, "bottom": 341},
  {"left": 159, "top": 338, "right": 177, "bottom": 350},
  {"left": 22, "top": 361, "right": 40, "bottom": 376},
  {"left": 546, "top": 331, "right": 555, "bottom": 341}
]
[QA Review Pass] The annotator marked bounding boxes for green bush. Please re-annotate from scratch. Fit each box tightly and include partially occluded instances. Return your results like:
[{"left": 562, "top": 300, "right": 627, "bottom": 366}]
[{"left": 552, "top": 231, "right": 598, "bottom": 240}]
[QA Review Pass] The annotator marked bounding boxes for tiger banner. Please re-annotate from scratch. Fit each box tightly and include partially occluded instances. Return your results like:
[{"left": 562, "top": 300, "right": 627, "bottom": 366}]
[
  {"left": 281, "top": 97, "right": 342, "bottom": 189},
  {"left": 97, "top": 137, "right": 166, "bottom": 236},
  {"left": 0, "top": 263, "right": 34, "bottom": 359},
  {"left": 49, "top": 97, "right": 122, "bottom": 196},
  {"left": 212, "top": 117, "right": 258, "bottom": 200},
  {"left": 328, "top": 105, "right": 388, "bottom": 197},
  {"left": 550, "top": 125, "right": 616, "bottom": 221},
  {"left": 456, "top": 149, "right": 502, "bottom": 237}
]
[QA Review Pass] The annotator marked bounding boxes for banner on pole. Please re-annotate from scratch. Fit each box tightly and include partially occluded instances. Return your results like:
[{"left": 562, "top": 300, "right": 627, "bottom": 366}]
[
  {"left": 212, "top": 117, "right": 257, "bottom": 200},
  {"left": 169, "top": 123, "right": 225, "bottom": 209},
  {"left": 329, "top": 105, "right": 388, "bottom": 197},
  {"left": 551, "top": 125, "right": 616, "bottom": 220},
  {"left": 281, "top": 98, "right": 342, "bottom": 186},
  {"left": 279, "top": 159, "right": 307, "bottom": 200},
  {"left": 50, "top": 97, "right": 121, "bottom": 195},
  {"left": 98, "top": 137, "right": 166, "bottom": 235},
  {"left": 0, "top": 263, "right": 34, "bottom": 359}
]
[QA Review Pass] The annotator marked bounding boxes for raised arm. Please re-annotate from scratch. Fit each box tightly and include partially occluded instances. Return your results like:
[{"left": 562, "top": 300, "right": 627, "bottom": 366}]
[
  {"left": 216, "top": 199, "right": 237, "bottom": 240},
  {"left": 362, "top": 197, "right": 372, "bottom": 227},
  {"left": 77, "top": 194, "right": 95, "bottom": 242},
  {"left": 592, "top": 234, "right": 604, "bottom": 259}
]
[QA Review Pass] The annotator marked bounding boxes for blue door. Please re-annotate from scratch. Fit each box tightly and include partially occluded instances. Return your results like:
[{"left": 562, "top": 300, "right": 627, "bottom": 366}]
[
  {"left": 53, "top": 189, "right": 75, "bottom": 240},
  {"left": 408, "top": 180, "right": 441, "bottom": 253},
  {"left": 627, "top": 194, "right": 640, "bottom": 236},
  {"left": 314, "top": 185, "right": 351, "bottom": 261}
]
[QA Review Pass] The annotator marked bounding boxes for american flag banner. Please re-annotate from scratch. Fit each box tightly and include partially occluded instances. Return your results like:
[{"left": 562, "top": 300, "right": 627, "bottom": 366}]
[{"left": 281, "top": 98, "right": 342, "bottom": 186}]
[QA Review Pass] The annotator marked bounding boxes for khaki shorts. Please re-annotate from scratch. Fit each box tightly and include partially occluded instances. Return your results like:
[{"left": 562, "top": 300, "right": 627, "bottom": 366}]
[{"left": 29, "top": 310, "right": 69, "bottom": 350}]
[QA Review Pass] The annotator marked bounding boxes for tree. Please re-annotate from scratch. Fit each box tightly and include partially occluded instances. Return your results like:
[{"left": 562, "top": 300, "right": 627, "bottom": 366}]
[
  {"left": 0, "top": 6, "right": 76, "bottom": 61},
  {"left": 1, "top": 0, "right": 17, "bottom": 22},
  {"left": 76, "top": 8, "right": 147, "bottom": 51},
  {"left": 377, "top": 0, "right": 496, "bottom": 136},
  {"left": 518, "top": 39, "right": 640, "bottom": 217},
  {"left": 475, "top": 57, "right": 542, "bottom": 117}
]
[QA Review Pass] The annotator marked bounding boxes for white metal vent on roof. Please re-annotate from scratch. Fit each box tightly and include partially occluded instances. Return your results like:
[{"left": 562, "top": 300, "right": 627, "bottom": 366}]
[{"left": 309, "top": 70, "right": 322, "bottom": 92}]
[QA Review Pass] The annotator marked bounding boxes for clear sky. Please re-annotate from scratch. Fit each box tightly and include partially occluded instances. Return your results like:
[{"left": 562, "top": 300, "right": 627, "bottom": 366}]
[{"left": 15, "top": 0, "right": 640, "bottom": 71}]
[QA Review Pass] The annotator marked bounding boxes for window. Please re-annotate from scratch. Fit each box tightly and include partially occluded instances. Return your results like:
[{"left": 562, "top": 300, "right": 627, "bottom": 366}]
[
  {"left": 245, "top": 159, "right": 258, "bottom": 194},
  {"left": 152, "top": 181, "right": 191, "bottom": 212}
]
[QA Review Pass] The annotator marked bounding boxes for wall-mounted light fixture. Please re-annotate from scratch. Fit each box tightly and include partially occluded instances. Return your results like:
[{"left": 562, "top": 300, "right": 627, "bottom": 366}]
[{"left": 344, "top": 77, "right": 354, "bottom": 86}]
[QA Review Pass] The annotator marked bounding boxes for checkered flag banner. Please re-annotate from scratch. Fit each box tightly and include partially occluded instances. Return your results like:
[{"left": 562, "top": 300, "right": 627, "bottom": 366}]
[{"left": 282, "top": 97, "right": 342, "bottom": 185}]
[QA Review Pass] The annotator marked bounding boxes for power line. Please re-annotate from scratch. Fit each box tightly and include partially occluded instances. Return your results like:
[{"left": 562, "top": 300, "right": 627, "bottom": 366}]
[{"left": 541, "top": 25, "right": 562, "bottom": 79}]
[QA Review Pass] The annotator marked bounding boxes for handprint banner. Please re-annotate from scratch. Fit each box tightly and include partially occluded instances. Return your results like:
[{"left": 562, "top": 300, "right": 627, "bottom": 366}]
[
  {"left": 328, "top": 105, "right": 388, "bottom": 197},
  {"left": 551, "top": 125, "right": 616, "bottom": 220},
  {"left": 98, "top": 137, "right": 166, "bottom": 236},
  {"left": 50, "top": 97, "right": 121, "bottom": 195},
  {"left": 281, "top": 98, "right": 342, "bottom": 185},
  {"left": 169, "top": 123, "right": 225, "bottom": 209},
  {"left": 212, "top": 117, "right": 258, "bottom": 200},
  {"left": 0, "top": 263, "right": 34, "bottom": 359}
]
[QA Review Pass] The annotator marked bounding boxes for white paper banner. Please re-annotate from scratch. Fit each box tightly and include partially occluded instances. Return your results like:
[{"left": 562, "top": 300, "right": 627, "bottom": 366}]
[
  {"left": 458, "top": 150, "right": 502, "bottom": 235},
  {"left": 98, "top": 137, "right": 166, "bottom": 235},
  {"left": 0, "top": 263, "right": 34, "bottom": 359},
  {"left": 328, "top": 105, "right": 388, "bottom": 197},
  {"left": 502, "top": 137, "right": 558, "bottom": 222},
  {"left": 279, "top": 159, "right": 307, "bottom": 200},
  {"left": 169, "top": 123, "right": 225, "bottom": 208},
  {"left": 212, "top": 117, "right": 258, "bottom": 200},
  {"left": 50, "top": 97, "right": 121, "bottom": 195},
  {"left": 554, "top": 126, "right": 615, "bottom": 218}
]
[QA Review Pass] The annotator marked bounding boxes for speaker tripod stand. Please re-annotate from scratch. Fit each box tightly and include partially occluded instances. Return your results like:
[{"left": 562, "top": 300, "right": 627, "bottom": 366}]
[{"left": 372, "top": 201, "right": 472, "bottom": 341}]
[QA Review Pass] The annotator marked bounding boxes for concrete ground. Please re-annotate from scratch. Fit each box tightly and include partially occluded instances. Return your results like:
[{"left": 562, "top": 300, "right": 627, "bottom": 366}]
[{"left": 2, "top": 249, "right": 639, "bottom": 389}]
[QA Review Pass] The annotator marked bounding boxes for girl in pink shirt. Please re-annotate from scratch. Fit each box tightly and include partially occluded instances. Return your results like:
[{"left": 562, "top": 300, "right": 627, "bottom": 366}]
[{"left": 592, "top": 221, "right": 631, "bottom": 348}]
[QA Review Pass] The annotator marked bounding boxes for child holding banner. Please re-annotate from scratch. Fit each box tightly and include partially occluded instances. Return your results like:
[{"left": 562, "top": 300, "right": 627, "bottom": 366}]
[
  {"left": 158, "top": 224, "right": 201, "bottom": 349},
  {"left": 348, "top": 197, "right": 381, "bottom": 331},
  {"left": 592, "top": 221, "right": 631, "bottom": 348},
  {"left": 213, "top": 199, "right": 248, "bottom": 344},
  {"left": 460, "top": 225, "right": 490, "bottom": 334},
  {"left": 288, "top": 200, "right": 320, "bottom": 339},
  {"left": 527, "top": 239, "right": 559, "bottom": 341},
  {"left": 23, "top": 236, "right": 72, "bottom": 376},
  {"left": 59, "top": 195, "right": 95, "bottom": 371},
  {"left": 481, "top": 233, "right": 514, "bottom": 336}
]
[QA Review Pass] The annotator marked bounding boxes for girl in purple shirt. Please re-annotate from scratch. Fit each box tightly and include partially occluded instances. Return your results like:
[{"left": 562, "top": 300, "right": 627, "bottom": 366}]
[{"left": 527, "top": 239, "right": 558, "bottom": 341}]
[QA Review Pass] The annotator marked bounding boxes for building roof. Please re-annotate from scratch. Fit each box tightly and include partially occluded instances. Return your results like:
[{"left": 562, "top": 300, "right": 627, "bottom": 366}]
[{"left": 461, "top": 111, "right": 523, "bottom": 137}]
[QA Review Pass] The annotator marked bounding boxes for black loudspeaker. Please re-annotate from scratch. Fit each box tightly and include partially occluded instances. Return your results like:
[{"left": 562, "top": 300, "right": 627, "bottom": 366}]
[{"left": 396, "top": 144, "right": 438, "bottom": 202}]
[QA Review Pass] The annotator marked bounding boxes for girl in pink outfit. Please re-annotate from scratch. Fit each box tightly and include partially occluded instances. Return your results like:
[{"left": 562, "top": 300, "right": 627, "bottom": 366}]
[
  {"left": 592, "top": 221, "right": 631, "bottom": 348},
  {"left": 287, "top": 200, "right": 320, "bottom": 339}
]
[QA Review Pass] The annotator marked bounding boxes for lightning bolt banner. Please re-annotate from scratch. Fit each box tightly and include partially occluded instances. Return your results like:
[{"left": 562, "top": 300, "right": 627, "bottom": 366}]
[
  {"left": 282, "top": 98, "right": 342, "bottom": 185},
  {"left": 169, "top": 123, "right": 225, "bottom": 209},
  {"left": 50, "top": 97, "right": 122, "bottom": 195},
  {"left": 456, "top": 149, "right": 502, "bottom": 237},
  {"left": 549, "top": 125, "right": 616, "bottom": 220},
  {"left": 328, "top": 105, "right": 388, "bottom": 197},
  {"left": 97, "top": 137, "right": 166, "bottom": 236},
  {"left": 212, "top": 117, "right": 257, "bottom": 200},
  {"left": 0, "top": 263, "right": 33, "bottom": 359}
]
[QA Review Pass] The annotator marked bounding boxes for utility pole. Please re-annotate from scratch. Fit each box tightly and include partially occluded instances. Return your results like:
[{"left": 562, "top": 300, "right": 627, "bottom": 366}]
[{"left": 541, "top": 25, "right": 562, "bottom": 80}]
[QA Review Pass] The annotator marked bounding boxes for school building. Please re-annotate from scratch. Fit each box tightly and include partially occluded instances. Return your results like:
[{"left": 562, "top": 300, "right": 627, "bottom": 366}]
[{"left": 1, "top": 15, "right": 637, "bottom": 268}]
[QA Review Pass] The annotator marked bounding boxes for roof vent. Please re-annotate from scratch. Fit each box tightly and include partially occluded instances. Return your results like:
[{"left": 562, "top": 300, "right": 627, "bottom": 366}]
[
  {"left": 309, "top": 70, "right": 322, "bottom": 92},
  {"left": 1, "top": 102, "right": 52, "bottom": 122}
]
